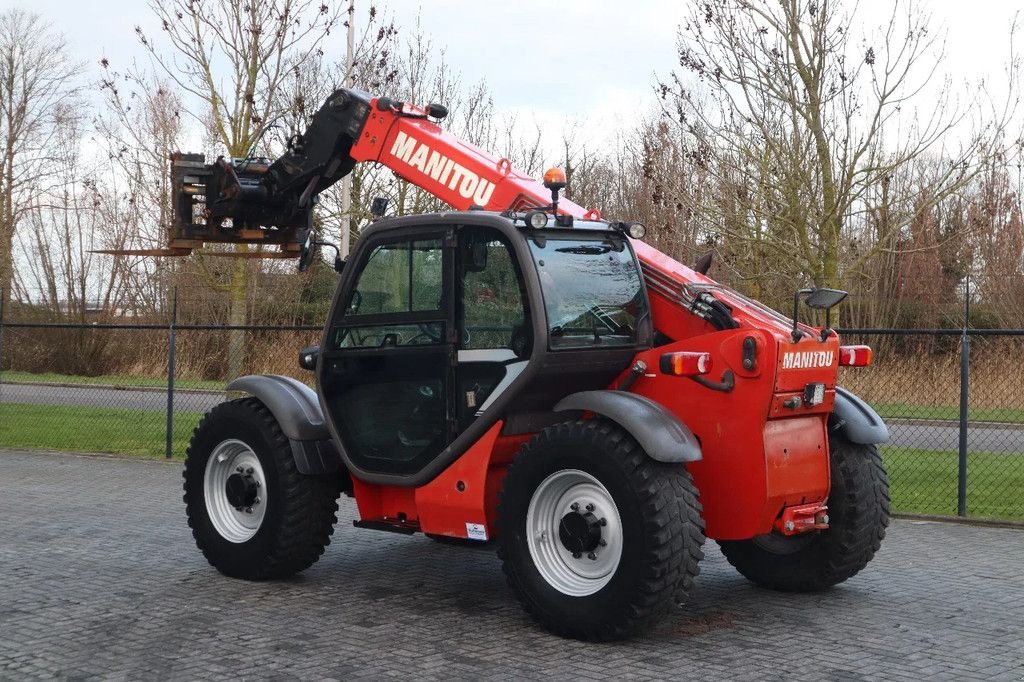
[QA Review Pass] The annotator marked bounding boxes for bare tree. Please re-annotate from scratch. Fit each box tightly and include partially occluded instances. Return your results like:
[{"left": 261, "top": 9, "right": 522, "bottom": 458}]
[
  {"left": 97, "top": 67, "right": 185, "bottom": 315},
  {"left": 661, "top": 0, "right": 1019, "bottom": 290},
  {"left": 0, "top": 9, "right": 80, "bottom": 308},
  {"left": 14, "top": 107, "right": 134, "bottom": 320}
]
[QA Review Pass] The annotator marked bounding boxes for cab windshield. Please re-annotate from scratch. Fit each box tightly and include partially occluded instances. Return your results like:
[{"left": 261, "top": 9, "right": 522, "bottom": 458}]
[{"left": 529, "top": 235, "right": 647, "bottom": 349}]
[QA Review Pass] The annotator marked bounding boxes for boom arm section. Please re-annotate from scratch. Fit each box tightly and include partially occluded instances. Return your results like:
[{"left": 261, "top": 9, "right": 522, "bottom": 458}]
[{"left": 166, "top": 88, "right": 709, "bottom": 302}]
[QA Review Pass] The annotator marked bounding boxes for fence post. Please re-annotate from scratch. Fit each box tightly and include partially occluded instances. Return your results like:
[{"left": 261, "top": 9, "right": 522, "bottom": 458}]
[
  {"left": 957, "top": 279, "right": 970, "bottom": 517},
  {"left": 165, "top": 288, "right": 178, "bottom": 459}
]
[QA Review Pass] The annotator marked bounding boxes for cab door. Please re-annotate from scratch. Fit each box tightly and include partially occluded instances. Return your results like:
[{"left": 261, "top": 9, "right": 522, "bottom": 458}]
[{"left": 319, "top": 231, "right": 456, "bottom": 477}]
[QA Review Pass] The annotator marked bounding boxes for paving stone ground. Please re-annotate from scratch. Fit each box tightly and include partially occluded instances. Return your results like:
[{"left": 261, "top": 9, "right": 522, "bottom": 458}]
[{"left": 0, "top": 449, "right": 1022, "bottom": 681}]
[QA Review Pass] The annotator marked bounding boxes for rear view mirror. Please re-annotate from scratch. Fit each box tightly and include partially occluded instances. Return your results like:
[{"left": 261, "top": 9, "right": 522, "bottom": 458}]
[
  {"left": 298, "top": 232, "right": 317, "bottom": 272},
  {"left": 467, "top": 241, "right": 488, "bottom": 272},
  {"left": 299, "top": 234, "right": 345, "bottom": 273},
  {"left": 792, "top": 287, "right": 849, "bottom": 342},
  {"left": 805, "top": 288, "right": 848, "bottom": 310},
  {"left": 298, "top": 345, "right": 320, "bottom": 371},
  {"left": 693, "top": 251, "right": 713, "bottom": 275}
]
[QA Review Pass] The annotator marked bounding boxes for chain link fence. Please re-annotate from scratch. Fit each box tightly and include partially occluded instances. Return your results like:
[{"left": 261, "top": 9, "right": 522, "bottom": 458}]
[
  {"left": 0, "top": 319, "right": 322, "bottom": 458},
  {"left": 1, "top": 292, "right": 1021, "bottom": 523},
  {"left": 839, "top": 329, "right": 1024, "bottom": 522}
]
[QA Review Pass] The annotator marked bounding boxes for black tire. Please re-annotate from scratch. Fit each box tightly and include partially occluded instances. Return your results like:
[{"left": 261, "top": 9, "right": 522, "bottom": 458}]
[
  {"left": 718, "top": 433, "right": 890, "bottom": 592},
  {"left": 497, "top": 419, "right": 705, "bottom": 641},
  {"left": 183, "top": 397, "right": 341, "bottom": 580}
]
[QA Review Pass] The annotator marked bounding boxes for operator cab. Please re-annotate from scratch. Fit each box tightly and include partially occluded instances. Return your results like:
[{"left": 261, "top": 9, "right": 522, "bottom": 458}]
[{"left": 316, "top": 211, "right": 651, "bottom": 484}]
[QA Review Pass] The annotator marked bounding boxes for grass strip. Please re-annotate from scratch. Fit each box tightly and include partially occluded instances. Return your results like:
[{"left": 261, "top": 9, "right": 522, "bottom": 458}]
[
  {"left": 875, "top": 403, "right": 1024, "bottom": 424},
  {"left": 0, "top": 370, "right": 222, "bottom": 391},
  {"left": 881, "top": 447, "right": 1024, "bottom": 521},
  {"left": 0, "top": 403, "right": 203, "bottom": 458}
]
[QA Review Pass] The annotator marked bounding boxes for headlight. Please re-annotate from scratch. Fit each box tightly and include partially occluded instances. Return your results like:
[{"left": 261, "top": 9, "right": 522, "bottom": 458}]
[{"left": 525, "top": 209, "right": 548, "bottom": 229}]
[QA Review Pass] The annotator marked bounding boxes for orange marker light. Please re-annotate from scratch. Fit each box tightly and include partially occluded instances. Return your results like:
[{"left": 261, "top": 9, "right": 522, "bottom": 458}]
[
  {"left": 838, "top": 345, "right": 873, "bottom": 367},
  {"left": 659, "top": 351, "right": 713, "bottom": 377},
  {"left": 543, "top": 167, "right": 567, "bottom": 188}
]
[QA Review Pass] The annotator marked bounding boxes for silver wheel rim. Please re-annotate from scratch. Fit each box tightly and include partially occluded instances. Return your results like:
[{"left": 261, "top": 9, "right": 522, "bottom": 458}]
[
  {"left": 525, "top": 469, "right": 623, "bottom": 597},
  {"left": 203, "top": 439, "right": 267, "bottom": 543}
]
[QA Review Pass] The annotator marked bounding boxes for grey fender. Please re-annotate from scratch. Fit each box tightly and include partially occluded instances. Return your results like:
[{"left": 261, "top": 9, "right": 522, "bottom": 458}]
[
  {"left": 226, "top": 375, "right": 342, "bottom": 474},
  {"left": 830, "top": 386, "right": 890, "bottom": 445},
  {"left": 554, "top": 390, "right": 702, "bottom": 463}
]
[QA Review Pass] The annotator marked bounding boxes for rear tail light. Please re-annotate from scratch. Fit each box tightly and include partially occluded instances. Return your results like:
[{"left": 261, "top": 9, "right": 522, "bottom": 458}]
[
  {"left": 659, "top": 351, "right": 713, "bottom": 376},
  {"left": 839, "top": 345, "right": 873, "bottom": 367}
]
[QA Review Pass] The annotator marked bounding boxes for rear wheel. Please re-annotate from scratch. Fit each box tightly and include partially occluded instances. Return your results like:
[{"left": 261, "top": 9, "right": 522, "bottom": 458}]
[
  {"left": 498, "top": 419, "right": 705, "bottom": 641},
  {"left": 718, "top": 433, "right": 890, "bottom": 591},
  {"left": 183, "top": 397, "right": 341, "bottom": 579}
]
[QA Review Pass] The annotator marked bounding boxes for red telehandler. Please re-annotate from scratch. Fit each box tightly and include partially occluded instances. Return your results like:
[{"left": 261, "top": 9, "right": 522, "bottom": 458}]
[{"left": 178, "top": 89, "right": 890, "bottom": 641}]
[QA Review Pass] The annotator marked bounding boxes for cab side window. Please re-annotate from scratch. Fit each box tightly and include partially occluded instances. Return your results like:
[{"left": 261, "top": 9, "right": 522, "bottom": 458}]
[
  {"left": 456, "top": 229, "right": 530, "bottom": 430},
  {"left": 331, "top": 238, "right": 444, "bottom": 349},
  {"left": 460, "top": 230, "right": 529, "bottom": 356}
]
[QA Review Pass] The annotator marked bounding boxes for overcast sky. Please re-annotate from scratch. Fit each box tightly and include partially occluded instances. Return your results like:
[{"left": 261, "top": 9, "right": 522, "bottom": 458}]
[{"left": 10, "top": 0, "right": 1022, "bottom": 149}]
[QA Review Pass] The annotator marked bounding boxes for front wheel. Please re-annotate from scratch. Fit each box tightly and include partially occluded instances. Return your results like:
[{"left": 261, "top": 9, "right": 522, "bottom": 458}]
[
  {"left": 183, "top": 397, "right": 342, "bottom": 580},
  {"left": 498, "top": 419, "right": 705, "bottom": 641},
  {"left": 718, "top": 433, "right": 890, "bottom": 592}
]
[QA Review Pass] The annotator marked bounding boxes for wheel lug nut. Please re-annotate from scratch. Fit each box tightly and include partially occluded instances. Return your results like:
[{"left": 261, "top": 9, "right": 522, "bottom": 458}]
[
  {"left": 570, "top": 502, "right": 579, "bottom": 511},
  {"left": 254, "top": 497, "right": 260, "bottom": 504},
  {"left": 587, "top": 552, "right": 597, "bottom": 560},
  {"left": 572, "top": 551, "right": 582, "bottom": 559},
  {"left": 254, "top": 481, "right": 261, "bottom": 487},
  {"left": 599, "top": 539, "right": 607, "bottom": 547},
  {"left": 246, "top": 467, "right": 254, "bottom": 475},
  {"left": 585, "top": 503, "right": 594, "bottom": 512},
  {"left": 236, "top": 466, "right": 244, "bottom": 473},
  {"left": 245, "top": 507, "right": 253, "bottom": 514},
  {"left": 599, "top": 518, "right": 607, "bottom": 526}
]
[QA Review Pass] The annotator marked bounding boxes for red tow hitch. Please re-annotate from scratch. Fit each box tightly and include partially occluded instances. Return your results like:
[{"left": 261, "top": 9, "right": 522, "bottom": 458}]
[{"left": 774, "top": 503, "right": 830, "bottom": 536}]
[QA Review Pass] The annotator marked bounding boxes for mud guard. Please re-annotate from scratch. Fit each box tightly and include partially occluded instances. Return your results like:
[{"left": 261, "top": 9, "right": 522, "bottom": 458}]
[
  {"left": 553, "top": 390, "right": 702, "bottom": 463},
  {"left": 226, "top": 375, "right": 343, "bottom": 474},
  {"left": 830, "top": 386, "right": 890, "bottom": 445}
]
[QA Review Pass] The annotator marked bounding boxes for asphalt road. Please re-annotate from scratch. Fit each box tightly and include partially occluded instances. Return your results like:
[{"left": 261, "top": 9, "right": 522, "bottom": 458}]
[
  {"left": 1, "top": 448, "right": 1022, "bottom": 680},
  {"left": 0, "top": 382, "right": 225, "bottom": 413},
  {"left": 2, "top": 381, "right": 1023, "bottom": 453}
]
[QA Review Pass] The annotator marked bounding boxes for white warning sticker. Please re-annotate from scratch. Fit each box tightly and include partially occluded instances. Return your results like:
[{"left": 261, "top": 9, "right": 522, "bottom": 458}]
[{"left": 465, "top": 522, "right": 488, "bottom": 541}]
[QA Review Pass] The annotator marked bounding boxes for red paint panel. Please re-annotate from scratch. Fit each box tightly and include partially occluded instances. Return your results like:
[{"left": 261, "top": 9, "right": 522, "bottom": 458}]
[
  {"left": 630, "top": 330, "right": 777, "bottom": 539},
  {"left": 774, "top": 336, "right": 841, "bottom": 392},
  {"left": 762, "top": 416, "right": 830, "bottom": 518},
  {"left": 628, "top": 329, "right": 834, "bottom": 539},
  {"left": 414, "top": 422, "right": 503, "bottom": 539},
  {"left": 351, "top": 477, "right": 418, "bottom": 525}
]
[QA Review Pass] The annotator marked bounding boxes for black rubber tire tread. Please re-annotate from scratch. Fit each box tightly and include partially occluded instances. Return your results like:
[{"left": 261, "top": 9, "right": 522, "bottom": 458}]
[
  {"left": 183, "top": 397, "right": 341, "bottom": 580},
  {"left": 718, "top": 433, "right": 890, "bottom": 592},
  {"left": 497, "top": 419, "right": 705, "bottom": 641}
]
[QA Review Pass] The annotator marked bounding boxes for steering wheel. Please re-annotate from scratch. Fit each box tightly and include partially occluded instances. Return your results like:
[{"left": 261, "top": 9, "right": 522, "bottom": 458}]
[
  {"left": 398, "top": 383, "right": 443, "bottom": 447},
  {"left": 347, "top": 290, "right": 363, "bottom": 314},
  {"left": 406, "top": 323, "right": 443, "bottom": 345},
  {"left": 509, "top": 322, "right": 531, "bottom": 358}
]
